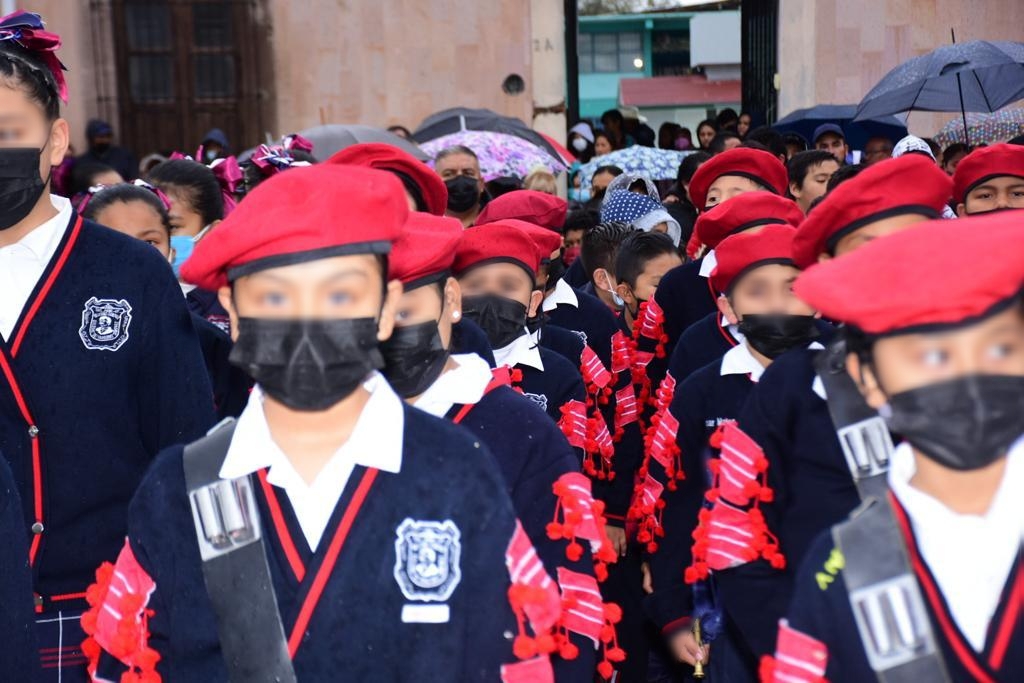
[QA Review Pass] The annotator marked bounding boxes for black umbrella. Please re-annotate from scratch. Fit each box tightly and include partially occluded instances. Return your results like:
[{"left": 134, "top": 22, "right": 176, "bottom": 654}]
[
  {"left": 295, "top": 124, "right": 429, "bottom": 161},
  {"left": 412, "top": 107, "right": 561, "bottom": 160},
  {"left": 772, "top": 104, "right": 908, "bottom": 148},
  {"left": 854, "top": 39, "right": 1024, "bottom": 146}
]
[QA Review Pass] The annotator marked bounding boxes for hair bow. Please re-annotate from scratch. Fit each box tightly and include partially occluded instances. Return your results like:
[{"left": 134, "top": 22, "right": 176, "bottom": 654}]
[
  {"left": 280, "top": 134, "right": 314, "bottom": 154},
  {"left": 0, "top": 11, "right": 67, "bottom": 102},
  {"left": 76, "top": 179, "right": 173, "bottom": 215},
  {"left": 208, "top": 156, "right": 242, "bottom": 215}
]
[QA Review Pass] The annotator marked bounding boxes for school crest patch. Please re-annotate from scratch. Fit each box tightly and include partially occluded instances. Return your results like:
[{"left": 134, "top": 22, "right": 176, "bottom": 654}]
[
  {"left": 571, "top": 329, "right": 588, "bottom": 345},
  {"left": 394, "top": 518, "right": 462, "bottom": 602},
  {"left": 79, "top": 297, "right": 132, "bottom": 351},
  {"left": 523, "top": 392, "right": 549, "bottom": 413}
]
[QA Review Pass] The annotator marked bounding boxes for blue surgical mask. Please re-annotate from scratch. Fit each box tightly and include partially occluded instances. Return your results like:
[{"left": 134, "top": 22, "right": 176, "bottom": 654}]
[
  {"left": 169, "top": 235, "right": 194, "bottom": 279},
  {"left": 569, "top": 187, "right": 591, "bottom": 204}
]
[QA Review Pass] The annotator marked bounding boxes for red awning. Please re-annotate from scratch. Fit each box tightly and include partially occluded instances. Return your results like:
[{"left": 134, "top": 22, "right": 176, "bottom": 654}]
[{"left": 620, "top": 75, "right": 741, "bottom": 108}]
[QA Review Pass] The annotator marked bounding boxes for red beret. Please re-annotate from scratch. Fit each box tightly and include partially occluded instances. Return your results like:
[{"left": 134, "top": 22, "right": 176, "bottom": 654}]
[
  {"left": 390, "top": 212, "right": 464, "bottom": 288},
  {"left": 475, "top": 190, "right": 568, "bottom": 230},
  {"left": 951, "top": 143, "right": 1024, "bottom": 204},
  {"left": 688, "top": 148, "right": 788, "bottom": 212},
  {"left": 710, "top": 225, "right": 797, "bottom": 294},
  {"left": 182, "top": 164, "right": 407, "bottom": 290},
  {"left": 695, "top": 191, "right": 804, "bottom": 250},
  {"left": 453, "top": 221, "right": 541, "bottom": 281},
  {"left": 328, "top": 143, "right": 448, "bottom": 216},
  {"left": 792, "top": 155, "right": 952, "bottom": 269},
  {"left": 795, "top": 213, "right": 1024, "bottom": 335},
  {"left": 504, "top": 218, "right": 564, "bottom": 267}
]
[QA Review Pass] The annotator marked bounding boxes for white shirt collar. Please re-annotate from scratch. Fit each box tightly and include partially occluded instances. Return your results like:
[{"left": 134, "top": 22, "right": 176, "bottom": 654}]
[
  {"left": 13, "top": 195, "right": 72, "bottom": 262},
  {"left": 413, "top": 353, "right": 493, "bottom": 418},
  {"left": 542, "top": 278, "right": 579, "bottom": 312},
  {"left": 888, "top": 436, "right": 1024, "bottom": 651},
  {"left": 494, "top": 330, "right": 545, "bottom": 372},
  {"left": 720, "top": 314, "right": 745, "bottom": 344},
  {"left": 720, "top": 343, "right": 766, "bottom": 382},
  {"left": 698, "top": 249, "right": 717, "bottom": 278},
  {"left": 219, "top": 372, "right": 404, "bottom": 550}
]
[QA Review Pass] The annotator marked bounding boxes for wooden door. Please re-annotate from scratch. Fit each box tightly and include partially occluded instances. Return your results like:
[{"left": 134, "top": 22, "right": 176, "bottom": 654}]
[{"left": 112, "top": 0, "right": 275, "bottom": 158}]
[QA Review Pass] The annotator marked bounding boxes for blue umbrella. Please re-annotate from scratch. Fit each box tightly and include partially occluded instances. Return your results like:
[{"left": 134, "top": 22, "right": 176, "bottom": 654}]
[
  {"left": 578, "top": 146, "right": 691, "bottom": 188},
  {"left": 854, "top": 39, "right": 1024, "bottom": 146},
  {"left": 772, "top": 104, "right": 908, "bottom": 148}
]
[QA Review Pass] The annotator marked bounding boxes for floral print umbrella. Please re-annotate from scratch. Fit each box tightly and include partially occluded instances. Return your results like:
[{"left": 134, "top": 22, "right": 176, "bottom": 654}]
[
  {"left": 420, "top": 131, "right": 566, "bottom": 182},
  {"left": 933, "top": 108, "right": 1024, "bottom": 147}
]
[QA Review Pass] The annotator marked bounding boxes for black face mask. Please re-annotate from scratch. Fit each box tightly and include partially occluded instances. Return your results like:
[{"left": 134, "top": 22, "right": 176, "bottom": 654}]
[
  {"left": 462, "top": 294, "right": 528, "bottom": 349},
  {"left": 381, "top": 319, "right": 450, "bottom": 399},
  {"left": 0, "top": 148, "right": 47, "bottom": 231},
  {"left": 545, "top": 257, "right": 566, "bottom": 291},
  {"left": 883, "top": 374, "right": 1024, "bottom": 471},
  {"left": 229, "top": 317, "right": 383, "bottom": 411},
  {"left": 92, "top": 142, "right": 111, "bottom": 155},
  {"left": 738, "top": 314, "right": 821, "bottom": 359},
  {"left": 445, "top": 176, "right": 480, "bottom": 213}
]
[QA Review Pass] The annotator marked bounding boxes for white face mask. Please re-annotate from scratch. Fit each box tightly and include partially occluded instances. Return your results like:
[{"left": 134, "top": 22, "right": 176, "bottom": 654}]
[
  {"left": 597, "top": 269, "right": 625, "bottom": 309},
  {"left": 571, "top": 137, "right": 588, "bottom": 153}
]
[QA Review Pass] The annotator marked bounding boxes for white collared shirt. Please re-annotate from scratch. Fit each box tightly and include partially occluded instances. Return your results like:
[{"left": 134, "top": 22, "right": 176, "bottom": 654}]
[
  {"left": 888, "top": 437, "right": 1024, "bottom": 652},
  {"left": 413, "top": 353, "right": 493, "bottom": 418},
  {"left": 720, "top": 342, "right": 767, "bottom": 382},
  {"left": 698, "top": 249, "right": 718, "bottom": 278},
  {"left": 0, "top": 196, "right": 72, "bottom": 340},
  {"left": 721, "top": 314, "right": 745, "bottom": 345},
  {"left": 219, "top": 372, "right": 404, "bottom": 551},
  {"left": 542, "top": 278, "right": 579, "bottom": 313},
  {"left": 494, "top": 330, "right": 545, "bottom": 372}
]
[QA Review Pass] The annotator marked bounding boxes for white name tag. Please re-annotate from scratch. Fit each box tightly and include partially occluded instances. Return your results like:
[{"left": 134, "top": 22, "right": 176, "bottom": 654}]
[{"left": 401, "top": 603, "right": 450, "bottom": 624}]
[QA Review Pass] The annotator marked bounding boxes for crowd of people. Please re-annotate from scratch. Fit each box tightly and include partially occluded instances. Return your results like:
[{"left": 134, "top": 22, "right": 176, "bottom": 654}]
[{"left": 0, "top": 9, "right": 1021, "bottom": 683}]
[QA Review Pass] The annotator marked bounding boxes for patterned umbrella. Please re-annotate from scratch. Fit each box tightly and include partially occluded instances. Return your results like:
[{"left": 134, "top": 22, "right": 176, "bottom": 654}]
[
  {"left": 932, "top": 109, "right": 1024, "bottom": 147},
  {"left": 420, "top": 131, "right": 566, "bottom": 182},
  {"left": 578, "top": 146, "right": 691, "bottom": 188}
]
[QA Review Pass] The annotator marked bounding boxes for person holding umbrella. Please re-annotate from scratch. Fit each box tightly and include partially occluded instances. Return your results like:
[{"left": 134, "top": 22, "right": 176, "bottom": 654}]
[{"left": 434, "top": 145, "right": 486, "bottom": 227}]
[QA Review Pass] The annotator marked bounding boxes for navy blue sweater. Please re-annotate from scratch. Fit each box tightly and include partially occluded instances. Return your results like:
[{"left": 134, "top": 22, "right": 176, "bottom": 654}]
[
  {"left": 716, "top": 346, "right": 860, "bottom": 659},
  {"left": 190, "top": 313, "right": 251, "bottom": 420},
  {"left": 544, "top": 286, "right": 619, "bottom": 371},
  {"left": 780, "top": 511, "right": 1022, "bottom": 682},
  {"left": 0, "top": 215, "right": 215, "bottom": 608},
  {"left": 93, "top": 406, "right": 542, "bottom": 681},
  {"left": 0, "top": 453, "right": 37, "bottom": 680},
  {"left": 667, "top": 312, "right": 740, "bottom": 385},
  {"left": 514, "top": 347, "right": 586, "bottom": 426},
  {"left": 645, "top": 358, "right": 757, "bottom": 634},
  {"left": 450, "top": 319, "right": 497, "bottom": 368},
  {"left": 650, "top": 259, "right": 718, "bottom": 363},
  {"left": 448, "top": 384, "right": 599, "bottom": 679}
]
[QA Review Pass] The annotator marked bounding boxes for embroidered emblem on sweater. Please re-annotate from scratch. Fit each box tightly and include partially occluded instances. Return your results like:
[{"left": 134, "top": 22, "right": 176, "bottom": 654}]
[
  {"left": 79, "top": 297, "right": 132, "bottom": 351},
  {"left": 523, "top": 392, "right": 549, "bottom": 413},
  {"left": 394, "top": 518, "right": 462, "bottom": 602}
]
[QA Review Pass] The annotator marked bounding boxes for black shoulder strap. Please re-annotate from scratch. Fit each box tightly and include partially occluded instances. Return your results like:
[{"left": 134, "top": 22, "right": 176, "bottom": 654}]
[
  {"left": 833, "top": 498, "right": 951, "bottom": 682},
  {"left": 813, "top": 335, "right": 893, "bottom": 501},
  {"left": 183, "top": 419, "right": 298, "bottom": 683}
]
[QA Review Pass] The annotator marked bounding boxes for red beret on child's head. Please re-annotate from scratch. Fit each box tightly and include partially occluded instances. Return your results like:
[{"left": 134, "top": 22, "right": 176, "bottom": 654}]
[
  {"left": 792, "top": 154, "right": 952, "bottom": 269},
  {"left": 453, "top": 221, "right": 541, "bottom": 281},
  {"left": 182, "top": 164, "right": 408, "bottom": 290},
  {"left": 475, "top": 190, "right": 568, "bottom": 231},
  {"left": 389, "top": 212, "right": 464, "bottom": 289},
  {"left": 328, "top": 143, "right": 448, "bottom": 216},
  {"left": 504, "top": 218, "right": 564, "bottom": 267},
  {"left": 695, "top": 191, "right": 804, "bottom": 250},
  {"left": 951, "top": 143, "right": 1024, "bottom": 204},
  {"left": 710, "top": 225, "right": 797, "bottom": 294},
  {"left": 795, "top": 213, "right": 1024, "bottom": 335},
  {"left": 688, "top": 147, "right": 788, "bottom": 212}
]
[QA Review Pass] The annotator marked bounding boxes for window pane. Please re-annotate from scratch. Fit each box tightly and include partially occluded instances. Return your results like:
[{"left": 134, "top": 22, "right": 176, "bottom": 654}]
[
  {"left": 618, "top": 32, "right": 641, "bottom": 53},
  {"left": 125, "top": 2, "right": 171, "bottom": 50},
  {"left": 194, "top": 54, "right": 236, "bottom": 99},
  {"left": 593, "top": 33, "right": 617, "bottom": 73},
  {"left": 618, "top": 32, "right": 643, "bottom": 71},
  {"left": 578, "top": 33, "right": 593, "bottom": 73},
  {"left": 193, "top": 3, "right": 233, "bottom": 48},
  {"left": 129, "top": 55, "right": 173, "bottom": 103}
]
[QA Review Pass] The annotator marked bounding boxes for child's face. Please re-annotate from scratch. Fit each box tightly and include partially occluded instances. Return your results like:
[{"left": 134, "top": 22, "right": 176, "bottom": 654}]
[
  {"left": 563, "top": 228, "right": 584, "bottom": 250},
  {"left": 704, "top": 175, "right": 763, "bottom": 210},
  {"left": 720, "top": 263, "right": 814, "bottom": 324},
  {"left": 790, "top": 159, "right": 839, "bottom": 212},
  {"left": 222, "top": 254, "right": 401, "bottom": 342},
  {"left": 857, "top": 307, "right": 1024, "bottom": 410},
  {"left": 0, "top": 82, "right": 68, "bottom": 187},
  {"left": 829, "top": 213, "right": 928, "bottom": 259},
  {"left": 92, "top": 200, "right": 171, "bottom": 259},
  {"left": 393, "top": 278, "right": 461, "bottom": 350},
  {"left": 959, "top": 176, "right": 1024, "bottom": 215},
  {"left": 458, "top": 262, "right": 537, "bottom": 313},
  {"left": 162, "top": 185, "right": 206, "bottom": 238},
  {"left": 624, "top": 252, "right": 682, "bottom": 305}
]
